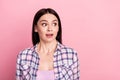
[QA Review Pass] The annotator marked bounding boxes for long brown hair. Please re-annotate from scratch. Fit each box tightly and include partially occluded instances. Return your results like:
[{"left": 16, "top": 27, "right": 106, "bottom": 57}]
[{"left": 32, "top": 8, "right": 62, "bottom": 45}]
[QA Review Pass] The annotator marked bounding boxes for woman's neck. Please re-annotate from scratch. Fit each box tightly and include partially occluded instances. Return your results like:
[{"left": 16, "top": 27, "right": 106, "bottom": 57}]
[{"left": 37, "top": 40, "right": 57, "bottom": 55}]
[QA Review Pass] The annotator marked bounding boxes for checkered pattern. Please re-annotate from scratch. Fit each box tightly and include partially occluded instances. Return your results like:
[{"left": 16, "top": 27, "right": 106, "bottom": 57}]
[{"left": 16, "top": 42, "right": 80, "bottom": 80}]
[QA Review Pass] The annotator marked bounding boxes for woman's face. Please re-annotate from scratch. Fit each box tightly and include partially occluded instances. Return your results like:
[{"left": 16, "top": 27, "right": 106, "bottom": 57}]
[{"left": 35, "top": 13, "right": 59, "bottom": 43}]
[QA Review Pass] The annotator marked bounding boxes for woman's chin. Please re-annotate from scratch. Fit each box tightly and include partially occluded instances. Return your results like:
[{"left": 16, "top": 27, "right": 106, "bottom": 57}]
[{"left": 44, "top": 38, "right": 56, "bottom": 43}]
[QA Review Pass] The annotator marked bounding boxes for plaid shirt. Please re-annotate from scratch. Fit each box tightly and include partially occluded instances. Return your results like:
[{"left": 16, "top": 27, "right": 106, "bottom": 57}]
[{"left": 16, "top": 42, "right": 80, "bottom": 80}]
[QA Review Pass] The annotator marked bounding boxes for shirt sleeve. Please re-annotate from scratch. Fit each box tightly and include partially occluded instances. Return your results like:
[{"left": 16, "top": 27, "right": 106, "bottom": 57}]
[
  {"left": 72, "top": 51, "right": 80, "bottom": 80},
  {"left": 16, "top": 54, "right": 22, "bottom": 80}
]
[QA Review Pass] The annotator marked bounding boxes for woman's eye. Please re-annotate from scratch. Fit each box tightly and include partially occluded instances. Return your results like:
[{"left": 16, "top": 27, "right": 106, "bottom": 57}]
[
  {"left": 41, "top": 23, "right": 47, "bottom": 27},
  {"left": 53, "top": 23, "right": 57, "bottom": 26}
]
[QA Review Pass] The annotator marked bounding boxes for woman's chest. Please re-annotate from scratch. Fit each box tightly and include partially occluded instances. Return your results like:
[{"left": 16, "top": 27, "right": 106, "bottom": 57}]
[{"left": 38, "top": 54, "right": 54, "bottom": 70}]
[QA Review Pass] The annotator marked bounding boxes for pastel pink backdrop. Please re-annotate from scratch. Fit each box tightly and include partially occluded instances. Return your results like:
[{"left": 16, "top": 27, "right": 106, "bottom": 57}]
[{"left": 0, "top": 0, "right": 120, "bottom": 80}]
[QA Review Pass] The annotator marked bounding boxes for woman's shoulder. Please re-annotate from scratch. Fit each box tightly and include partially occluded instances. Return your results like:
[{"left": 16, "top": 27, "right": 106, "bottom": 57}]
[
  {"left": 57, "top": 43, "right": 79, "bottom": 66},
  {"left": 17, "top": 45, "right": 36, "bottom": 57},
  {"left": 58, "top": 43, "right": 77, "bottom": 54}
]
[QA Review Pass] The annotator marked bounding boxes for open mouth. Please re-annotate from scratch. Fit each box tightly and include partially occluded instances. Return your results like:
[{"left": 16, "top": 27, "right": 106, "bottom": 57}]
[{"left": 46, "top": 34, "right": 53, "bottom": 38}]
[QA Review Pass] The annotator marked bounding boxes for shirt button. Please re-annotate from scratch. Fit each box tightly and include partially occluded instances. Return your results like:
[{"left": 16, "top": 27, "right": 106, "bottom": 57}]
[{"left": 55, "top": 76, "right": 58, "bottom": 79}]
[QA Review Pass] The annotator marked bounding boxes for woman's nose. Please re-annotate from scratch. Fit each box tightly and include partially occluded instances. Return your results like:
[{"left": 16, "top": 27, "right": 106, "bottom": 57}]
[{"left": 47, "top": 25, "right": 52, "bottom": 31}]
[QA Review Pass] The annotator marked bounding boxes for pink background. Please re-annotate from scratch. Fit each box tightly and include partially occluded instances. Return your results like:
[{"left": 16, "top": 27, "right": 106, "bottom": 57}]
[{"left": 0, "top": 0, "right": 120, "bottom": 80}]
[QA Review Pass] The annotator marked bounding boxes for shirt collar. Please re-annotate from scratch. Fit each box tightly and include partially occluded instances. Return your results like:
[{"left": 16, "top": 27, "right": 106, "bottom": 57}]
[
  {"left": 56, "top": 41, "right": 64, "bottom": 51},
  {"left": 32, "top": 41, "right": 64, "bottom": 53}
]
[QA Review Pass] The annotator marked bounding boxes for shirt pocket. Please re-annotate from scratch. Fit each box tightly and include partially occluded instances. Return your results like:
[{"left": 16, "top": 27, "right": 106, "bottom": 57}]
[
  {"left": 20, "top": 64, "right": 32, "bottom": 80},
  {"left": 60, "top": 65, "right": 73, "bottom": 80}
]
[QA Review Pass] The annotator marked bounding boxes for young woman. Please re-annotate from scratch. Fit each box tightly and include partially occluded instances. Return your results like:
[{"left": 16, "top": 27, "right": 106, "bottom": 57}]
[{"left": 16, "top": 8, "right": 80, "bottom": 80}]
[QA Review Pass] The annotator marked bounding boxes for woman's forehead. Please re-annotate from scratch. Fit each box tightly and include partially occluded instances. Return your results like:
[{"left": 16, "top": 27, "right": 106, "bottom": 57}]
[{"left": 39, "top": 13, "right": 58, "bottom": 22}]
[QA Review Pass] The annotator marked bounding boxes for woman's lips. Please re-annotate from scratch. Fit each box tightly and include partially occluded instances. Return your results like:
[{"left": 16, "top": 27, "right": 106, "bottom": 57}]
[{"left": 46, "top": 34, "right": 53, "bottom": 38}]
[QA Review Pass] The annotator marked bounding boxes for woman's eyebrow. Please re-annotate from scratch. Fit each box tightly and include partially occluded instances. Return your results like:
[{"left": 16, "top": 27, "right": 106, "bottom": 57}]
[
  {"left": 39, "top": 19, "right": 58, "bottom": 22},
  {"left": 39, "top": 20, "right": 47, "bottom": 22},
  {"left": 52, "top": 19, "right": 58, "bottom": 22}
]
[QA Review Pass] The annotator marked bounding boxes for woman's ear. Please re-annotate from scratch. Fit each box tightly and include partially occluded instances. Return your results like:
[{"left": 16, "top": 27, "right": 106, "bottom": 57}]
[{"left": 34, "top": 25, "right": 38, "bottom": 32}]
